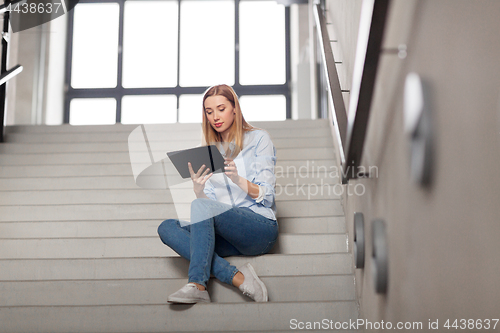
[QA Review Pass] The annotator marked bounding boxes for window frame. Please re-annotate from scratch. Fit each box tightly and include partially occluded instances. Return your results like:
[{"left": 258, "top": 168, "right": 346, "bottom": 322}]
[{"left": 64, "top": 0, "right": 292, "bottom": 123}]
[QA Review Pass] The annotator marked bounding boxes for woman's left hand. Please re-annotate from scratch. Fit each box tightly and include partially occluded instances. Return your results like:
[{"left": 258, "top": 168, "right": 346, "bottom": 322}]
[{"left": 224, "top": 158, "right": 242, "bottom": 185}]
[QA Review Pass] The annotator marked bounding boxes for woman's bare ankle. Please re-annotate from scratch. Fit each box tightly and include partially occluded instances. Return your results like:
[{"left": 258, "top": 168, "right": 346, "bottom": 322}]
[
  {"left": 232, "top": 271, "right": 245, "bottom": 288},
  {"left": 192, "top": 282, "right": 206, "bottom": 291}
]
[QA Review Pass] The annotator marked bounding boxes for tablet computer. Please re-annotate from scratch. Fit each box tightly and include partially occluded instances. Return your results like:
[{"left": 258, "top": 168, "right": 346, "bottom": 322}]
[{"left": 166, "top": 145, "right": 226, "bottom": 179}]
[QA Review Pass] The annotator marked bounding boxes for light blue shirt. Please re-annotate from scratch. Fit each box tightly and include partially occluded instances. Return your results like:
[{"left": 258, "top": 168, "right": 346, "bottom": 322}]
[{"left": 203, "top": 129, "right": 277, "bottom": 220}]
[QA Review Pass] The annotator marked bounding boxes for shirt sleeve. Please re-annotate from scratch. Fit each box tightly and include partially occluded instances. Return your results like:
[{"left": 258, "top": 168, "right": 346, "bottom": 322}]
[
  {"left": 252, "top": 131, "right": 277, "bottom": 208},
  {"left": 203, "top": 178, "right": 217, "bottom": 201}
]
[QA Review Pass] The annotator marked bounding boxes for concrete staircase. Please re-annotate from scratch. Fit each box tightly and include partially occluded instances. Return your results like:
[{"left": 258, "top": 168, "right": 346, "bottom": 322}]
[{"left": 0, "top": 119, "right": 358, "bottom": 332}]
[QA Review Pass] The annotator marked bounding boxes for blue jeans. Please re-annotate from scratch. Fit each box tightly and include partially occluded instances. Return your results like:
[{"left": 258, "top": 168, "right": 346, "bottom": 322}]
[{"left": 157, "top": 198, "right": 279, "bottom": 288}]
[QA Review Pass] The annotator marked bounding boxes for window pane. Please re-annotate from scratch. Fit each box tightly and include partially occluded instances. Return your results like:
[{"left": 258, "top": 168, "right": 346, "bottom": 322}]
[
  {"left": 71, "top": 4, "right": 119, "bottom": 88},
  {"left": 121, "top": 95, "right": 177, "bottom": 124},
  {"left": 123, "top": 1, "right": 178, "bottom": 88},
  {"left": 239, "top": 95, "right": 286, "bottom": 121},
  {"left": 70, "top": 99, "right": 117, "bottom": 125},
  {"left": 239, "top": 1, "right": 286, "bottom": 85},
  {"left": 179, "top": 1, "right": 234, "bottom": 87},
  {"left": 179, "top": 94, "right": 203, "bottom": 123}
]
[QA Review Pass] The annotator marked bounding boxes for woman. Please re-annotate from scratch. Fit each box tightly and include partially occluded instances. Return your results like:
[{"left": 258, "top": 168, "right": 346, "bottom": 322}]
[{"left": 158, "top": 84, "right": 278, "bottom": 304}]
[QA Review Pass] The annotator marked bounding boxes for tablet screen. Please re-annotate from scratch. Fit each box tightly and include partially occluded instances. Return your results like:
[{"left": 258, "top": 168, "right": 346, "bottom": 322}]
[{"left": 167, "top": 145, "right": 225, "bottom": 179}]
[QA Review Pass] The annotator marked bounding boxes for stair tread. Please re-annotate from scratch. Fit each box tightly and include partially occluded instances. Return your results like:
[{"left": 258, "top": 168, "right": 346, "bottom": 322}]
[
  {"left": 0, "top": 253, "right": 353, "bottom": 281},
  {"left": 3, "top": 126, "right": 332, "bottom": 143},
  {"left": 0, "top": 200, "right": 345, "bottom": 222},
  {"left": 0, "top": 234, "right": 349, "bottom": 259},
  {"left": 0, "top": 216, "right": 347, "bottom": 238},
  {"left": 4, "top": 119, "right": 329, "bottom": 133},
  {"left": 0, "top": 137, "right": 333, "bottom": 153},
  {"left": 0, "top": 275, "right": 356, "bottom": 306},
  {"left": 0, "top": 300, "right": 358, "bottom": 333}
]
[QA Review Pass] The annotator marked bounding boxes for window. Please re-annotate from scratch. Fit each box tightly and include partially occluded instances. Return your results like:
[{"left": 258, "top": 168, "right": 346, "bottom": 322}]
[
  {"left": 122, "top": 1, "right": 179, "bottom": 89},
  {"left": 70, "top": 3, "right": 120, "bottom": 89},
  {"left": 179, "top": 1, "right": 235, "bottom": 87},
  {"left": 239, "top": 1, "right": 286, "bottom": 85},
  {"left": 64, "top": 0, "right": 291, "bottom": 125}
]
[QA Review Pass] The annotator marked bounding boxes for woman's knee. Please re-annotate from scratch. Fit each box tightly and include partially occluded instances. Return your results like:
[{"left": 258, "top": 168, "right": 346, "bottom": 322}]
[{"left": 157, "top": 219, "right": 180, "bottom": 244}]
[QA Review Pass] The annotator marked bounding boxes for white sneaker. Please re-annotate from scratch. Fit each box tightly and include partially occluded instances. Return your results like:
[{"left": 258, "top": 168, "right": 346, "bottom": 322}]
[
  {"left": 167, "top": 283, "right": 211, "bottom": 304},
  {"left": 237, "top": 263, "right": 268, "bottom": 302}
]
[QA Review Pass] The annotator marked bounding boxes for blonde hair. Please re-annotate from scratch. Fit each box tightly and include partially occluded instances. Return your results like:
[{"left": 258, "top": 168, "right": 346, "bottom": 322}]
[{"left": 202, "top": 84, "right": 255, "bottom": 158}]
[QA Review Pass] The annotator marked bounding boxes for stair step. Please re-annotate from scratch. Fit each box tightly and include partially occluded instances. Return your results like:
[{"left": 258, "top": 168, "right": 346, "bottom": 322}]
[
  {"left": 0, "top": 159, "right": 338, "bottom": 178},
  {"left": 0, "top": 173, "right": 341, "bottom": 191},
  {"left": 0, "top": 253, "right": 353, "bottom": 281},
  {"left": 5, "top": 123, "right": 200, "bottom": 133},
  {"left": 0, "top": 137, "right": 333, "bottom": 154},
  {"left": 0, "top": 234, "right": 348, "bottom": 259},
  {"left": 4, "top": 119, "right": 329, "bottom": 134},
  {"left": 0, "top": 200, "right": 344, "bottom": 222},
  {"left": 0, "top": 301, "right": 358, "bottom": 333},
  {"left": 0, "top": 275, "right": 355, "bottom": 306},
  {"left": 0, "top": 147, "right": 335, "bottom": 165},
  {"left": 0, "top": 141, "right": 197, "bottom": 154},
  {"left": 3, "top": 126, "right": 332, "bottom": 143},
  {"left": 0, "top": 188, "right": 341, "bottom": 205},
  {"left": 0, "top": 216, "right": 346, "bottom": 238}
]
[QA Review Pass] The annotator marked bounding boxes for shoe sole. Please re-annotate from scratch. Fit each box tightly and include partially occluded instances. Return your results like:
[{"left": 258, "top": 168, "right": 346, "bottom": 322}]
[
  {"left": 167, "top": 297, "right": 210, "bottom": 304},
  {"left": 245, "top": 263, "right": 268, "bottom": 302}
]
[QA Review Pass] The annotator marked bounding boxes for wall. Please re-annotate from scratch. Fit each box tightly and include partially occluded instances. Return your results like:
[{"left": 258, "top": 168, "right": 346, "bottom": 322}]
[
  {"left": 326, "top": 0, "right": 500, "bottom": 329},
  {"left": 5, "top": 24, "right": 43, "bottom": 125},
  {"left": 291, "top": 3, "right": 312, "bottom": 120},
  {"left": 44, "top": 14, "right": 67, "bottom": 125},
  {"left": 5, "top": 14, "right": 66, "bottom": 126}
]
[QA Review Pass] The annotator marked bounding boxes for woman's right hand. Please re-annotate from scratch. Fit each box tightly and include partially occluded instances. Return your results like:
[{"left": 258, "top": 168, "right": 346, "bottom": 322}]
[{"left": 188, "top": 162, "right": 213, "bottom": 197}]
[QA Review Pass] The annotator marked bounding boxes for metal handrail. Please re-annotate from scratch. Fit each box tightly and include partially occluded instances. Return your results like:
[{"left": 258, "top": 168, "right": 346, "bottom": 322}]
[
  {"left": 343, "top": 0, "right": 390, "bottom": 181},
  {"left": 313, "top": 4, "right": 348, "bottom": 169},
  {"left": 314, "top": 0, "right": 390, "bottom": 182}
]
